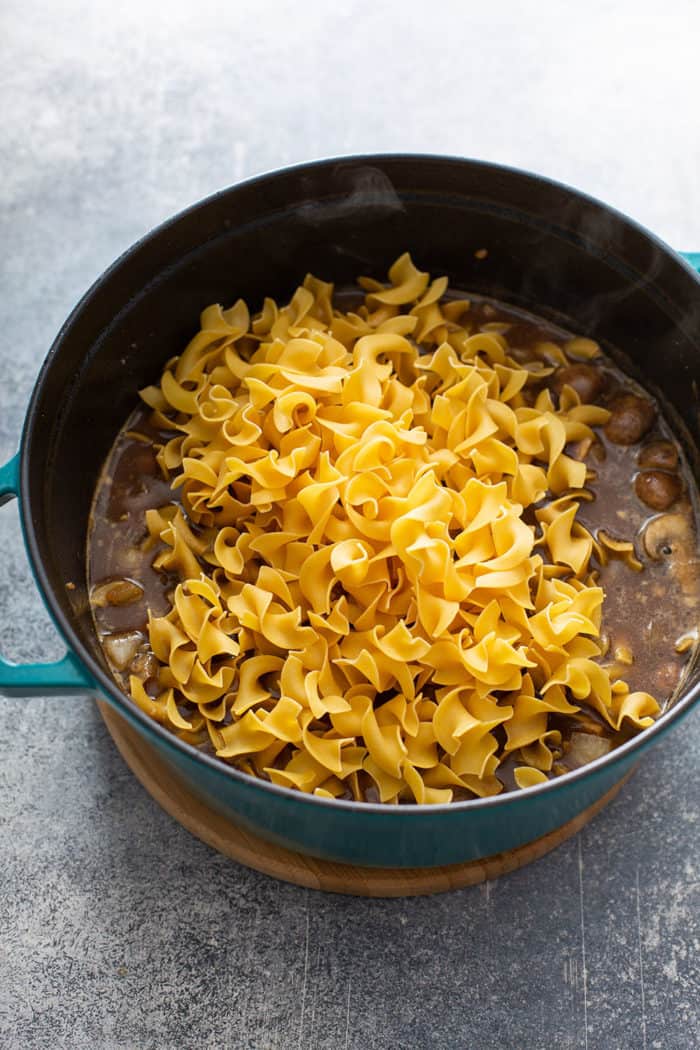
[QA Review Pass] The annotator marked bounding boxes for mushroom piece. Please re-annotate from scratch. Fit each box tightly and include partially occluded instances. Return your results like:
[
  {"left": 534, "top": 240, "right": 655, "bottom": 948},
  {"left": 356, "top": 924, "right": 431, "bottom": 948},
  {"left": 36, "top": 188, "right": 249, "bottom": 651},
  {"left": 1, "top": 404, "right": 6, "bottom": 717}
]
[
  {"left": 642, "top": 511, "right": 700, "bottom": 607},
  {"left": 638, "top": 440, "right": 679, "bottom": 471},
  {"left": 634, "top": 470, "right": 682, "bottom": 511},
  {"left": 604, "top": 394, "right": 656, "bottom": 445},
  {"left": 552, "top": 363, "right": 605, "bottom": 403}
]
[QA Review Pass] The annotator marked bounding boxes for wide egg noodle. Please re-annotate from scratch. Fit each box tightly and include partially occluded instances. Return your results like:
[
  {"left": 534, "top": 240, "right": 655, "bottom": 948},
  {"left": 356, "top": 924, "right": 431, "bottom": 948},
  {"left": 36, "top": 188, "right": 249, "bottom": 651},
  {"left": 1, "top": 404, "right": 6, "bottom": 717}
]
[{"left": 131, "top": 255, "right": 661, "bottom": 803}]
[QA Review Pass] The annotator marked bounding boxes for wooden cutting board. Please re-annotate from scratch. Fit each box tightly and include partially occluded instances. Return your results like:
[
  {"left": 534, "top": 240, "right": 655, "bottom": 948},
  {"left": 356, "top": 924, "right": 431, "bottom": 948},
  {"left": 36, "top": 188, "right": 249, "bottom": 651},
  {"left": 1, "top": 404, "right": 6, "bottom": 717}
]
[{"left": 98, "top": 701, "right": 630, "bottom": 898}]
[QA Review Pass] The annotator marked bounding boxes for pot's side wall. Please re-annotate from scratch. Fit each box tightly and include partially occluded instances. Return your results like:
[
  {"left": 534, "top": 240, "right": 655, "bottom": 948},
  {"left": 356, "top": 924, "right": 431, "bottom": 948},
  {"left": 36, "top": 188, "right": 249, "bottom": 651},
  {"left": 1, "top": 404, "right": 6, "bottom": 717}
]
[
  {"left": 103, "top": 686, "right": 638, "bottom": 867},
  {"left": 155, "top": 730, "right": 642, "bottom": 867}
]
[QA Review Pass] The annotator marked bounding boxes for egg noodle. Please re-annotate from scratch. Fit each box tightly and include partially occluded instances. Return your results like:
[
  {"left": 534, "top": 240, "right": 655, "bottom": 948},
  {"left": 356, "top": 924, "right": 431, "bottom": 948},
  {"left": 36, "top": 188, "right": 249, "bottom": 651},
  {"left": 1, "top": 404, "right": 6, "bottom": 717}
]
[{"left": 130, "top": 254, "right": 659, "bottom": 803}]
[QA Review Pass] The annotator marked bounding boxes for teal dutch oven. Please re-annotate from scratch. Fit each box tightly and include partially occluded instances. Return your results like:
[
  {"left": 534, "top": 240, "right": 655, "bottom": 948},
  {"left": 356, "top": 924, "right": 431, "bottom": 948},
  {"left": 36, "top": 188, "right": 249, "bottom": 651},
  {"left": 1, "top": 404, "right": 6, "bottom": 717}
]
[{"left": 1, "top": 156, "right": 699, "bottom": 869}]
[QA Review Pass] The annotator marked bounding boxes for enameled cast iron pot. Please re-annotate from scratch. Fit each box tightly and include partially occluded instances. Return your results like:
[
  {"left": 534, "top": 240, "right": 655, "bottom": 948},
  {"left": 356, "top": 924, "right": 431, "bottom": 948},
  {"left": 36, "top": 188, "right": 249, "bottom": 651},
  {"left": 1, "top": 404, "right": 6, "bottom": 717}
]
[{"left": 1, "top": 155, "right": 699, "bottom": 868}]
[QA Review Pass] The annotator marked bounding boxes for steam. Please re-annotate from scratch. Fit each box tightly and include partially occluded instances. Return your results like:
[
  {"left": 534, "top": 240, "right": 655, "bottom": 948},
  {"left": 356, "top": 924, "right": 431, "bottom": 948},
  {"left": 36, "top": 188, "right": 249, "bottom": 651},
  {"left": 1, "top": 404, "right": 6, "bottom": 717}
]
[{"left": 295, "top": 164, "right": 405, "bottom": 226}]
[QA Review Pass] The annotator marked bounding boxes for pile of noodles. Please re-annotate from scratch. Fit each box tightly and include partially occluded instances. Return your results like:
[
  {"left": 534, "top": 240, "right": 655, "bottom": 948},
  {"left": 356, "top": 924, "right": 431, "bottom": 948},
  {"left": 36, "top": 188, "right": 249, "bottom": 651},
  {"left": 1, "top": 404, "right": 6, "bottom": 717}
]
[{"left": 130, "top": 254, "right": 659, "bottom": 803}]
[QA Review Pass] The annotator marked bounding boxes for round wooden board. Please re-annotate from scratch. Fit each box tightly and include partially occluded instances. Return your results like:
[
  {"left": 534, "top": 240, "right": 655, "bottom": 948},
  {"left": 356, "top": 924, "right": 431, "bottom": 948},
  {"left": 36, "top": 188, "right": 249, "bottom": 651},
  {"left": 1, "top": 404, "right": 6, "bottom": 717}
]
[{"left": 98, "top": 701, "right": 631, "bottom": 898}]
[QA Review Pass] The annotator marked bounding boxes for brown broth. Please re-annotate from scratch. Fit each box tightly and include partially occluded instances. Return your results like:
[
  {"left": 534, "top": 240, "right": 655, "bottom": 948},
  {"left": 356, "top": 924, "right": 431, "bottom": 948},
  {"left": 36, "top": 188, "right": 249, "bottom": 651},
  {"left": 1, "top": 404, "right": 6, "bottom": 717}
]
[{"left": 87, "top": 293, "right": 700, "bottom": 795}]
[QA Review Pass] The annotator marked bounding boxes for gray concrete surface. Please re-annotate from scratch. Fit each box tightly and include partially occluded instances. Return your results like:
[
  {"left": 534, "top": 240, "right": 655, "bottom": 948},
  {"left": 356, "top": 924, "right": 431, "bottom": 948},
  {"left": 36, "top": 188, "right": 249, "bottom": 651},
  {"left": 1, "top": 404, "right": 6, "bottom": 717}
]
[{"left": 1, "top": 2, "right": 699, "bottom": 1047}]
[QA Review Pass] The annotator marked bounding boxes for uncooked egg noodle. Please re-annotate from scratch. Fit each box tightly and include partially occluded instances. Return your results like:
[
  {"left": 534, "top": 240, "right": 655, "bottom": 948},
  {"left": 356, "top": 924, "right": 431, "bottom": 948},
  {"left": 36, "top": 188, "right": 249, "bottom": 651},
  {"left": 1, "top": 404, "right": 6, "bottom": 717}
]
[{"left": 130, "top": 254, "right": 659, "bottom": 803}]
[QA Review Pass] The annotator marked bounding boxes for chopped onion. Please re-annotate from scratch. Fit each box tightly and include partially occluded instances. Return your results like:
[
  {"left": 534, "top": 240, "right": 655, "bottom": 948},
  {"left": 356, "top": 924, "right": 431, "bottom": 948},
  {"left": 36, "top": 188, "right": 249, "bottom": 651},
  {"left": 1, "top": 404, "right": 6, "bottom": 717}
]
[
  {"left": 567, "top": 732, "right": 612, "bottom": 769},
  {"left": 102, "top": 631, "right": 143, "bottom": 671}
]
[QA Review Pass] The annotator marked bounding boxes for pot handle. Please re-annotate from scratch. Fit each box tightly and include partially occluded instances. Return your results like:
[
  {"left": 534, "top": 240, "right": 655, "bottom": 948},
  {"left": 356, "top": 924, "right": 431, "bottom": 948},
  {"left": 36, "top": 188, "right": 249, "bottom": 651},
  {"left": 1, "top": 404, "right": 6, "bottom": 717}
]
[
  {"left": 0, "top": 452, "right": 95, "bottom": 697},
  {"left": 680, "top": 251, "right": 700, "bottom": 272}
]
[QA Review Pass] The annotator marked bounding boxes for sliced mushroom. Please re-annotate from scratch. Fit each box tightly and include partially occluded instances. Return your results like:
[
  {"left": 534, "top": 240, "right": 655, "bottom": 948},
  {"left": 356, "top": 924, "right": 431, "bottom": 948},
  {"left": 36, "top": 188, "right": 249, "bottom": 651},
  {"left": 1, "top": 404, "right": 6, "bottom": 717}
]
[
  {"left": 642, "top": 511, "right": 700, "bottom": 607},
  {"left": 643, "top": 511, "right": 692, "bottom": 559}
]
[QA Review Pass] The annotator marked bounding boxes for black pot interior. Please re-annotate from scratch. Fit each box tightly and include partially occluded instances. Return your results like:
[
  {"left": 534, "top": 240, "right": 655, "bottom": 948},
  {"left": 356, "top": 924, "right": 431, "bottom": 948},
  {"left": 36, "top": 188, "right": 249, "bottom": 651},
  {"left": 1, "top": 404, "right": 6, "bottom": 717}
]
[{"left": 24, "top": 155, "right": 700, "bottom": 692}]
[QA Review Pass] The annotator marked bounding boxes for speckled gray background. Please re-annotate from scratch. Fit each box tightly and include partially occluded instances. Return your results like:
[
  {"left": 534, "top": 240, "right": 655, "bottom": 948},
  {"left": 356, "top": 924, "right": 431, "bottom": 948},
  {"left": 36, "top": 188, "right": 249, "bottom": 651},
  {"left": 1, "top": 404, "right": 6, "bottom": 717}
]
[{"left": 1, "top": 2, "right": 699, "bottom": 1048}]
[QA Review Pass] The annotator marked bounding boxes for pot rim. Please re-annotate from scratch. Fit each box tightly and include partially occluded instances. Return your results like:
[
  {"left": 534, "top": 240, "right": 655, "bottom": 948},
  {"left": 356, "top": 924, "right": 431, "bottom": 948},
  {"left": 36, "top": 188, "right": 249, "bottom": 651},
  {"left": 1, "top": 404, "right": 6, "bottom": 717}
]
[{"left": 21, "top": 151, "right": 700, "bottom": 816}]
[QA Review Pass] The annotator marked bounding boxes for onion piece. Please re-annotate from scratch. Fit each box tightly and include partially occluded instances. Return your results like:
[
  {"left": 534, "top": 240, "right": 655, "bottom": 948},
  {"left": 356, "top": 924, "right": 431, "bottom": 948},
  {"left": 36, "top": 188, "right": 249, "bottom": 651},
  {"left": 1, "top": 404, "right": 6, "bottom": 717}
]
[
  {"left": 103, "top": 631, "right": 144, "bottom": 670},
  {"left": 567, "top": 732, "right": 612, "bottom": 769},
  {"left": 91, "top": 579, "right": 144, "bottom": 607}
]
